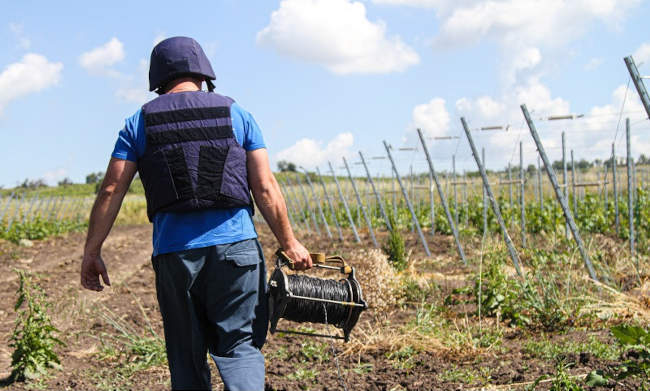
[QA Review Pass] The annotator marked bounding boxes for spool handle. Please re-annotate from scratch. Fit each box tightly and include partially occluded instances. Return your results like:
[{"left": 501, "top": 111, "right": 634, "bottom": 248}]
[{"left": 275, "top": 249, "right": 352, "bottom": 274}]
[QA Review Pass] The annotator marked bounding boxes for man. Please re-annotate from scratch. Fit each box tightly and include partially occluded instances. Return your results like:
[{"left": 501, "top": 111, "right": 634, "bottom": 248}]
[{"left": 80, "top": 36, "right": 312, "bottom": 391}]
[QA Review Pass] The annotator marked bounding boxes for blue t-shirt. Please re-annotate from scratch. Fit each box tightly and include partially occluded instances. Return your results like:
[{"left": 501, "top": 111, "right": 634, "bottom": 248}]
[{"left": 112, "top": 98, "right": 266, "bottom": 256}]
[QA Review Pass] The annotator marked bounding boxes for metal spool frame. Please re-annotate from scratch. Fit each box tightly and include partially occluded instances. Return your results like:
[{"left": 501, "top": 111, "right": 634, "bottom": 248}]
[{"left": 268, "top": 252, "right": 367, "bottom": 342}]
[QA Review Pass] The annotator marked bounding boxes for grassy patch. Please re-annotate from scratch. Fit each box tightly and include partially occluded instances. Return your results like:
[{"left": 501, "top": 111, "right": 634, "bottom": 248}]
[
  {"left": 93, "top": 304, "right": 166, "bottom": 384},
  {"left": 438, "top": 365, "right": 492, "bottom": 385},
  {"left": 299, "top": 341, "right": 329, "bottom": 363},
  {"left": 524, "top": 334, "right": 621, "bottom": 361},
  {"left": 386, "top": 345, "right": 418, "bottom": 370}
]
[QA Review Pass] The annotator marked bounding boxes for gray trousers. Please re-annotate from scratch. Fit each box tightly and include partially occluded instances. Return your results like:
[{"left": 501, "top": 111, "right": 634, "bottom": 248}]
[{"left": 152, "top": 238, "right": 268, "bottom": 391}]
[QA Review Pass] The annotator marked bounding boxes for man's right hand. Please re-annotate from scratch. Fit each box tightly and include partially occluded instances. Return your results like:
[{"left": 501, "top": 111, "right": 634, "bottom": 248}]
[
  {"left": 81, "top": 251, "right": 111, "bottom": 292},
  {"left": 283, "top": 240, "right": 312, "bottom": 271}
]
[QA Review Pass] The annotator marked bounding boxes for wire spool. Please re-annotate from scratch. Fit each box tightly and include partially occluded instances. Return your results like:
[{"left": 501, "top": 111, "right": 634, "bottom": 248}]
[{"left": 268, "top": 250, "right": 367, "bottom": 342}]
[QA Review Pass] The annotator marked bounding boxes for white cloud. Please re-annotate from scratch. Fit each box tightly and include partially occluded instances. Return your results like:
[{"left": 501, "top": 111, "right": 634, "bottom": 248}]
[
  {"left": 372, "top": 0, "right": 439, "bottom": 5},
  {"left": 115, "top": 87, "right": 152, "bottom": 104},
  {"left": 375, "top": 0, "right": 640, "bottom": 85},
  {"left": 430, "top": 0, "right": 639, "bottom": 49},
  {"left": 79, "top": 37, "right": 125, "bottom": 76},
  {"left": 411, "top": 98, "right": 450, "bottom": 138},
  {"left": 633, "top": 42, "right": 650, "bottom": 65},
  {"left": 115, "top": 58, "right": 154, "bottom": 104},
  {"left": 43, "top": 168, "right": 67, "bottom": 185},
  {"left": 9, "top": 23, "right": 31, "bottom": 50},
  {"left": 0, "top": 53, "right": 63, "bottom": 114},
  {"left": 502, "top": 47, "right": 541, "bottom": 84},
  {"left": 584, "top": 84, "right": 644, "bottom": 132},
  {"left": 584, "top": 57, "right": 604, "bottom": 71},
  {"left": 275, "top": 132, "right": 354, "bottom": 169},
  {"left": 257, "top": 0, "right": 419, "bottom": 74},
  {"left": 450, "top": 77, "right": 572, "bottom": 163}
]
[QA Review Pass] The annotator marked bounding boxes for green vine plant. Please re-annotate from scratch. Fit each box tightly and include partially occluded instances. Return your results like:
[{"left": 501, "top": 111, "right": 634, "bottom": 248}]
[
  {"left": 382, "top": 213, "right": 408, "bottom": 271},
  {"left": 9, "top": 270, "right": 65, "bottom": 382}
]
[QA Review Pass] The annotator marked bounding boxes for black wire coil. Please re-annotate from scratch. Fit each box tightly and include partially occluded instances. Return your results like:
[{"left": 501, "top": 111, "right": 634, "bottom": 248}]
[{"left": 281, "top": 274, "right": 351, "bottom": 327}]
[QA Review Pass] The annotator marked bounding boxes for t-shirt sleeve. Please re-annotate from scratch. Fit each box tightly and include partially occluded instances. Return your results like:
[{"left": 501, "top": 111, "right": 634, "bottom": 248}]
[
  {"left": 111, "top": 109, "right": 144, "bottom": 162},
  {"left": 232, "top": 103, "right": 266, "bottom": 151}
]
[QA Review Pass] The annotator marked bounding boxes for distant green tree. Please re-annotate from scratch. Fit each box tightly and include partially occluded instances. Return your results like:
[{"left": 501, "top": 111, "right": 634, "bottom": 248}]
[
  {"left": 20, "top": 179, "right": 46, "bottom": 189},
  {"left": 576, "top": 159, "right": 592, "bottom": 171},
  {"left": 551, "top": 160, "right": 563, "bottom": 171},
  {"left": 639, "top": 154, "right": 648, "bottom": 165},
  {"left": 277, "top": 160, "right": 297, "bottom": 172},
  {"left": 57, "top": 178, "right": 73, "bottom": 187},
  {"left": 85, "top": 171, "right": 104, "bottom": 184}
]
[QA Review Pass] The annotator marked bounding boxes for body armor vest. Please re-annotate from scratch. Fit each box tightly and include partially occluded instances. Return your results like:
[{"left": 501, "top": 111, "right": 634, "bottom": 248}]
[{"left": 138, "top": 91, "right": 252, "bottom": 222}]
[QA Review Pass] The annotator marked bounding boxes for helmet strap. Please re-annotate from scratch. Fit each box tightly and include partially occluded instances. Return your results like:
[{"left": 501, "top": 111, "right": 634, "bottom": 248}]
[{"left": 206, "top": 79, "right": 215, "bottom": 92}]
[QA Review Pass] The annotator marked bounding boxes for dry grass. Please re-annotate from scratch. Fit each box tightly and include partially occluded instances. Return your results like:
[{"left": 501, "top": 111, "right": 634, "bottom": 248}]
[
  {"left": 115, "top": 196, "right": 148, "bottom": 225},
  {"left": 347, "top": 248, "right": 401, "bottom": 313}
]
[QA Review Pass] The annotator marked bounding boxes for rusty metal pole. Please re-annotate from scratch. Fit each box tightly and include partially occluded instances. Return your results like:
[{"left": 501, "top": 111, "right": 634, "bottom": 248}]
[
  {"left": 612, "top": 143, "right": 620, "bottom": 236},
  {"left": 624, "top": 56, "right": 650, "bottom": 120},
  {"left": 522, "top": 104, "right": 598, "bottom": 282},
  {"left": 461, "top": 118, "right": 523, "bottom": 277},
  {"left": 329, "top": 161, "right": 361, "bottom": 243},
  {"left": 626, "top": 118, "right": 635, "bottom": 259},
  {"left": 302, "top": 169, "right": 332, "bottom": 240},
  {"left": 359, "top": 151, "right": 392, "bottom": 232},
  {"left": 562, "top": 132, "right": 569, "bottom": 238},
  {"left": 343, "top": 157, "right": 378, "bottom": 248},
  {"left": 383, "top": 141, "right": 431, "bottom": 257},
  {"left": 316, "top": 167, "right": 344, "bottom": 241},
  {"left": 520, "top": 142, "right": 526, "bottom": 247},
  {"left": 284, "top": 176, "right": 312, "bottom": 233},
  {"left": 416, "top": 129, "right": 465, "bottom": 263},
  {"left": 482, "top": 148, "right": 487, "bottom": 234}
]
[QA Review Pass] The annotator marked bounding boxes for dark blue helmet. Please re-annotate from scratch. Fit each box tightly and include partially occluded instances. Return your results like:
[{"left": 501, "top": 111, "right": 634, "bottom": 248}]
[{"left": 149, "top": 36, "right": 216, "bottom": 93}]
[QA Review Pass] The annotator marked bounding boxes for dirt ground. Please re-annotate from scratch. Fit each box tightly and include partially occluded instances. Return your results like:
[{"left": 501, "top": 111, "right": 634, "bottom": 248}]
[{"left": 0, "top": 224, "right": 644, "bottom": 390}]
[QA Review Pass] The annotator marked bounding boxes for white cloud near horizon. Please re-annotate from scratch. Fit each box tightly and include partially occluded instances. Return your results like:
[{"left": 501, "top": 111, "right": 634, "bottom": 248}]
[
  {"left": 79, "top": 37, "right": 125, "bottom": 76},
  {"left": 257, "top": 0, "right": 419, "bottom": 74},
  {"left": 275, "top": 132, "right": 355, "bottom": 169},
  {"left": 0, "top": 54, "right": 63, "bottom": 114},
  {"left": 411, "top": 98, "right": 451, "bottom": 138},
  {"left": 43, "top": 168, "right": 68, "bottom": 185}
]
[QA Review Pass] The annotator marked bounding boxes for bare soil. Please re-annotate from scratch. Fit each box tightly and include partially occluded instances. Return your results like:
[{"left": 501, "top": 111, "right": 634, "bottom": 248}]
[{"left": 0, "top": 225, "right": 643, "bottom": 390}]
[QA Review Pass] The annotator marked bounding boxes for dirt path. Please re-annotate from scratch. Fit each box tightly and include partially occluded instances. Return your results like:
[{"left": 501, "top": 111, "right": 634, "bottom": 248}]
[{"left": 0, "top": 224, "right": 641, "bottom": 390}]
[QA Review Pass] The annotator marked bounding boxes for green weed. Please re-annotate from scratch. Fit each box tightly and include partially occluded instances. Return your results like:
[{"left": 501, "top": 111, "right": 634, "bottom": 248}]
[
  {"left": 524, "top": 334, "right": 621, "bottom": 361},
  {"left": 438, "top": 365, "right": 492, "bottom": 385},
  {"left": 549, "top": 363, "right": 584, "bottom": 391},
  {"left": 382, "top": 214, "right": 407, "bottom": 271},
  {"left": 386, "top": 345, "right": 418, "bottom": 370},
  {"left": 95, "top": 305, "right": 166, "bottom": 378},
  {"left": 9, "top": 270, "right": 64, "bottom": 382},
  {"left": 286, "top": 366, "right": 319, "bottom": 382},
  {"left": 585, "top": 325, "right": 650, "bottom": 389},
  {"left": 351, "top": 362, "right": 374, "bottom": 375},
  {"left": 1, "top": 217, "right": 87, "bottom": 244},
  {"left": 400, "top": 276, "right": 438, "bottom": 303},
  {"left": 299, "top": 341, "right": 329, "bottom": 363},
  {"left": 267, "top": 346, "right": 289, "bottom": 361}
]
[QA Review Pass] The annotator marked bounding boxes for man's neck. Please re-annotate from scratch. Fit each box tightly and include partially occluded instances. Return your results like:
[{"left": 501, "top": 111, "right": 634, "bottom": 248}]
[{"left": 166, "top": 78, "right": 202, "bottom": 94}]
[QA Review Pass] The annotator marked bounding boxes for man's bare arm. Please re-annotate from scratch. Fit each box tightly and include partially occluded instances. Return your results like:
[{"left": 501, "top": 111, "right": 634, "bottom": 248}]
[
  {"left": 247, "top": 148, "right": 312, "bottom": 270},
  {"left": 81, "top": 158, "right": 137, "bottom": 291}
]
